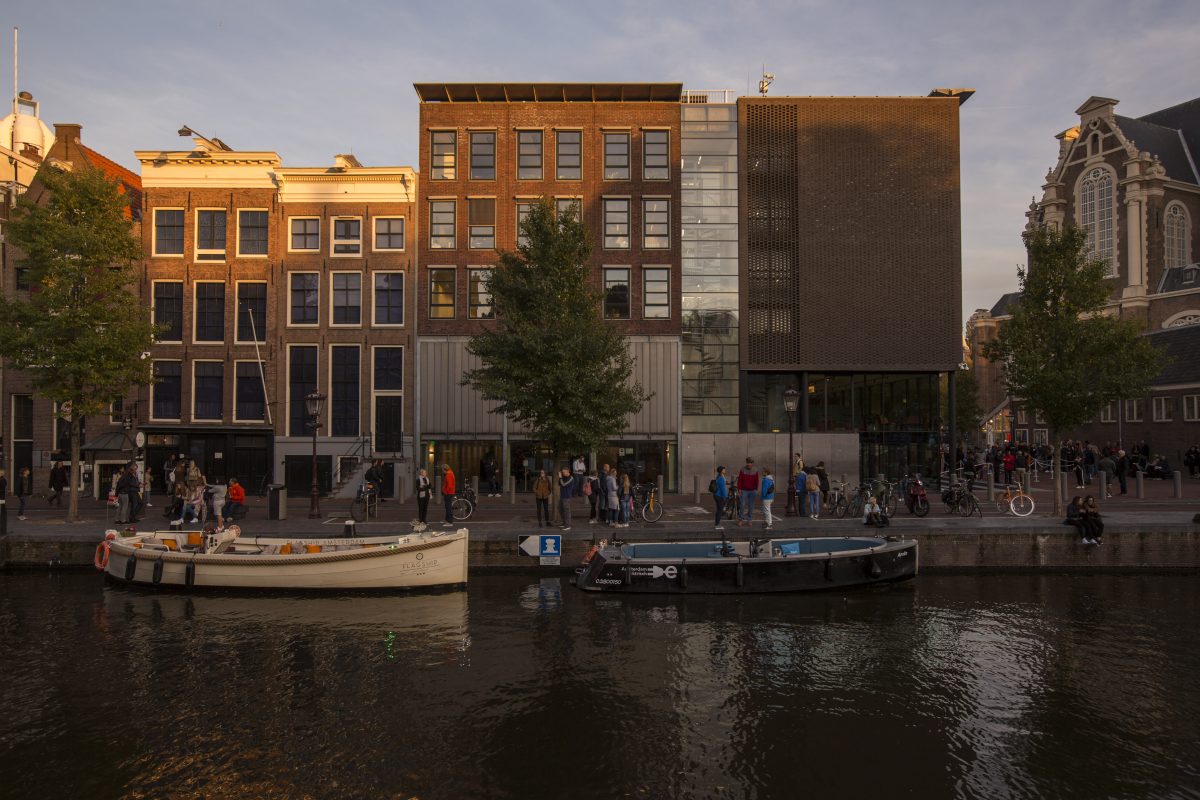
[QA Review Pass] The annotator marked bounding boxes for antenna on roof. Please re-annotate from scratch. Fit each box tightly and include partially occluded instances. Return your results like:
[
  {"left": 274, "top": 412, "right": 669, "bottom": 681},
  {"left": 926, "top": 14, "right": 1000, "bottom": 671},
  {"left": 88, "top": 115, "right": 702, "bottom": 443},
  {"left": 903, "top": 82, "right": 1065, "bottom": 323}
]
[{"left": 758, "top": 66, "right": 774, "bottom": 96}]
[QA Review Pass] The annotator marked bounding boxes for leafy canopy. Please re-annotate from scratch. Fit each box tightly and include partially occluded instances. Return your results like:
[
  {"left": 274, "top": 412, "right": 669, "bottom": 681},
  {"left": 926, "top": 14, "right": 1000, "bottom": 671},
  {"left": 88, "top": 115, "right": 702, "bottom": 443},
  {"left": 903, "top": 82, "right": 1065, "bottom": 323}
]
[{"left": 463, "top": 198, "right": 650, "bottom": 457}]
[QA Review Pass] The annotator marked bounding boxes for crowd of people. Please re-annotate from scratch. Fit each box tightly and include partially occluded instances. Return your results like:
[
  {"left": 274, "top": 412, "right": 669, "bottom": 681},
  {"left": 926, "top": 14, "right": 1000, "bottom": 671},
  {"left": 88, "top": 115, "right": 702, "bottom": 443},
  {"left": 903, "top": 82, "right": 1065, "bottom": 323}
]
[{"left": 709, "top": 454, "right": 835, "bottom": 530}]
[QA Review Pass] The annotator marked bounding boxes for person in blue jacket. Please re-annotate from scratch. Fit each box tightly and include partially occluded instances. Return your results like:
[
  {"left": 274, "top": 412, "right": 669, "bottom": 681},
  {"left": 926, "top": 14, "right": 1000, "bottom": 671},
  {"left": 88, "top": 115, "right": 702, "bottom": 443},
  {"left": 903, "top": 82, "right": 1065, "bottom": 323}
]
[
  {"left": 712, "top": 466, "right": 728, "bottom": 530},
  {"left": 794, "top": 464, "right": 808, "bottom": 514},
  {"left": 760, "top": 467, "right": 776, "bottom": 529}
]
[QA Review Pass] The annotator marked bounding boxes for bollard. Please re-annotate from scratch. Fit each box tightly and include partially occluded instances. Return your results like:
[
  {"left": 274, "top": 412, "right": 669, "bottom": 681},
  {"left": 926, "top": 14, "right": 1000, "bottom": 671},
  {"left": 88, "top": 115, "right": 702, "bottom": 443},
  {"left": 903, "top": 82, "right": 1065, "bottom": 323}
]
[
  {"left": 344, "top": 519, "right": 357, "bottom": 538},
  {"left": 1097, "top": 471, "right": 1108, "bottom": 506},
  {"left": 1174, "top": 470, "right": 1183, "bottom": 499},
  {"left": 657, "top": 474, "right": 664, "bottom": 501},
  {"left": 693, "top": 475, "right": 700, "bottom": 505},
  {"left": 509, "top": 474, "right": 516, "bottom": 505},
  {"left": 986, "top": 472, "right": 995, "bottom": 502},
  {"left": 1022, "top": 470, "right": 1030, "bottom": 495},
  {"left": 1136, "top": 470, "right": 1145, "bottom": 499}
]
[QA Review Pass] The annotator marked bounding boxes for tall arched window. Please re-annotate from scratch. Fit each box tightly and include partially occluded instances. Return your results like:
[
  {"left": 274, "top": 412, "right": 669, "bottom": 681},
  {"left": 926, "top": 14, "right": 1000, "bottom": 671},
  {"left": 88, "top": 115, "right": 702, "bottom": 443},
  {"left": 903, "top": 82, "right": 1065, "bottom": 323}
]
[
  {"left": 1079, "top": 167, "right": 1115, "bottom": 274},
  {"left": 1165, "top": 202, "right": 1190, "bottom": 268}
]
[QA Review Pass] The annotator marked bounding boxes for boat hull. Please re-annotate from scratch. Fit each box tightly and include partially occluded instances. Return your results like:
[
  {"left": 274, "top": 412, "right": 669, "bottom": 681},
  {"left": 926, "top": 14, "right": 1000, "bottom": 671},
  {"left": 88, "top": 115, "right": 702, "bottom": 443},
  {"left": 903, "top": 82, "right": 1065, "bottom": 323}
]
[
  {"left": 574, "top": 536, "right": 917, "bottom": 594},
  {"left": 102, "top": 530, "right": 468, "bottom": 591}
]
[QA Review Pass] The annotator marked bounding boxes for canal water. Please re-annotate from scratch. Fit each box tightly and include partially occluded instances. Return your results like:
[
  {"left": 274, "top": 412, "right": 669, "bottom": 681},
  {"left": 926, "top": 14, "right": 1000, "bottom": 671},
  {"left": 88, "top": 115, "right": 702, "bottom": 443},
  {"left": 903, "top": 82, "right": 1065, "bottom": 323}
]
[{"left": 1, "top": 573, "right": 1198, "bottom": 800}]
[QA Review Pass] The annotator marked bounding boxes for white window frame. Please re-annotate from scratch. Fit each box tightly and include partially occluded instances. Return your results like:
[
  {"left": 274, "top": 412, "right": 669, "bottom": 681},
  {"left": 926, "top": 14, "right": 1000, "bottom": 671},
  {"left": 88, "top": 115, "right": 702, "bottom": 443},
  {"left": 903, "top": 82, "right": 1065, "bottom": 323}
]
[
  {"left": 234, "top": 280, "right": 269, "bottom": 345},
  {"left": 151, "top": 279, "right": 184, "bottom": 344},
  {"left": 329, "top": 271, "right": 363, "bottom": 328},
  {"left": 192, "top": 280, "right": 226, "bottom": 344},
  {"left": 1076, "top": 165, "right": 1117, "bottom": 277},
  {"left": 233, "top": 359, "right": 267, "bottom": 423},
  {"left": 1152, "top": 395, "right": 1173, "bottom": 422},
  {"left": 371, "top": 271, "right": 406, "bottom": 327},
  {"left": 1165, "top": 202, "right": 1191, "bottom": 269},
  {"left": 327, "top": 343, "right": 362, "bottom": 438},
  {"left": 372, "top": 216, "right": 406, "bottom": 252},
  {"left": 1183, "top": 394, "right": 1200, "bottom": 422},
  {"left": 191, "top": 359, "right": 226, "bottom": 423},
  {"left": 1100, "top": 400, "right": 1117, "bottom": 423},
  {"left": 1034, "top": 410, "right": 1046, "bottom": 425},
  {"left": 287, "top": 271, "right": 320, "bottom": 328},
  {"left": 288, "top": 216, "right": 321, "bottom": 253},
  {"left": 1124, "top": 397, "right": 1144, "bottom": 423},
  {"left": 330, "top": 216, "right": 363, "bottom": 257},
  {"left": 1014, "top": 429, "right": 1029, "bottom": 444},
  {"left": 150, "top": 359, "right": 184, "bottom": 423},
  {"left": 194, "top": 208, "right": 228, "bottom": 263},
  {"left": 235, "top": 208, "right": 270, "bottom": 258},
  {"left": 1033, "top": 429, "right": 1048, "bottom": 445},
  {"left": 1016, "top": 408, "right": 1028, "bottom": 425},
  {"left": 643, "top": 266, "right": 671, "bottom": 319},
  {"left": 152, "top": 207, "right": 186, "bottom": 258},
  {"left": 286, "top": 343, "right": 320, "bottom": 437},
  {"left": 371, "top": 345, "right": 405, "bottom": 452},
  {"left": 603, "top": 197, "right": 630, "bottom": 250},
  {"left": 643, "top": 197, "right": 670, "bottom": 249}
]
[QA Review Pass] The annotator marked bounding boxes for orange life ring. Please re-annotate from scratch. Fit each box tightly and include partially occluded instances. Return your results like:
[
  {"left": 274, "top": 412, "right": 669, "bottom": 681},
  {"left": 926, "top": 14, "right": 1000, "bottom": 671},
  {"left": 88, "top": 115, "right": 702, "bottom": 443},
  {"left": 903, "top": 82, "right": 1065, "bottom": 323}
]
[{"left": 94, "top": 531, "right": 117, "bottom": 571}]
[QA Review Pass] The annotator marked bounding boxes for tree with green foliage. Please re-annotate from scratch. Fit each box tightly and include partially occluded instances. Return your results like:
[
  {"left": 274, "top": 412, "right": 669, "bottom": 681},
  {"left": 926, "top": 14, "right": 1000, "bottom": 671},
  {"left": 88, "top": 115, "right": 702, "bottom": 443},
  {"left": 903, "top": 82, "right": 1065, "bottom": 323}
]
[
  {"left": 0, "top": 166, "right": 158, "bottom": 521},
  {"left": 463, "top": 198, "right": 650, "bottom": 471},
  {"left": 983, "top": 225, "right": 1163, "bottom": 514},
  {"left": 955, "top": 368, "right": 982, "bottom": 447}
]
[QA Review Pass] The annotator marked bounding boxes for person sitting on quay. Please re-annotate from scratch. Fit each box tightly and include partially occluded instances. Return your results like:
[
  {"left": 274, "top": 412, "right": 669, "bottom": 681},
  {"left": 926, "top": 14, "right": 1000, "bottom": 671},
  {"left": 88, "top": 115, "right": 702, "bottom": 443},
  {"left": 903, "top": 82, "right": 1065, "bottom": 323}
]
[
  {"left": 222, "top": 477, "right": 245, "bottom": 527},
  {"left": 863, "top": 496, "right": 888, "bottom": 527},
  {"left": 1082, "top": 495, "right": 1104, "bottom": 545},
  {"left": 1064, "top": 496, "right": 1086, "bottom": 541}
]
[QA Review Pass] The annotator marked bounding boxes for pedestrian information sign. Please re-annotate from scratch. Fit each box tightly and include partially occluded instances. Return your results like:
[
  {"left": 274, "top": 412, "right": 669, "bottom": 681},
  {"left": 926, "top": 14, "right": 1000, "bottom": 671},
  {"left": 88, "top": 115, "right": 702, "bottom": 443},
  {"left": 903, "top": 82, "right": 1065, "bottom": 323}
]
[{"left": 518, "top": 534, "right": 562, "bottom": 565}]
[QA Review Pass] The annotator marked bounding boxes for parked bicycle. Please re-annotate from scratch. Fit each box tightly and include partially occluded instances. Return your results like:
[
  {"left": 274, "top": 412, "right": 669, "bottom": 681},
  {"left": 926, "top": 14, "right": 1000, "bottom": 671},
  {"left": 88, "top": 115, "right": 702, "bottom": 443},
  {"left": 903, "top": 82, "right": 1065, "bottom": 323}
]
[
  {"left": 878, "top": 480, "right": 900, "bottom": 518},
  {"left": 350, "top": 481, "right": 380, "bottom": 522},
  {"left": 824, "top": 480, "right": 849, "bottom": 518},
  {"left": 451, "top": 480, "right": 478, "bottom": 521},
  {"left": 996, "top": 483, "right": 1035, "bottom": 517},
  {"left": 941, "top": 482, "right": 982, "bottom": 517},
  {"left": 846, "top": 482, "right": 872, "bottom": 519},
  {"left": 631, "top": 483, "right": 663, "bottom": 523}
]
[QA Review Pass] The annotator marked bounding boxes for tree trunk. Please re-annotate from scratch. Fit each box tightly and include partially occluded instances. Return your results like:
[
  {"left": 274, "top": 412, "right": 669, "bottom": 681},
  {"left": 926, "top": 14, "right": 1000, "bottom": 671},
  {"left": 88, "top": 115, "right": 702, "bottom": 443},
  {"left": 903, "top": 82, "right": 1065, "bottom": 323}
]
[
  {"left": 68, "top": 413, "right": 81, "bottom": 522},
  {"left": 1050, "top": 430, "right": 1062, "bottom": 517},
  {"left": 550, "top": 449, "right": 561, "bottom": 525}
]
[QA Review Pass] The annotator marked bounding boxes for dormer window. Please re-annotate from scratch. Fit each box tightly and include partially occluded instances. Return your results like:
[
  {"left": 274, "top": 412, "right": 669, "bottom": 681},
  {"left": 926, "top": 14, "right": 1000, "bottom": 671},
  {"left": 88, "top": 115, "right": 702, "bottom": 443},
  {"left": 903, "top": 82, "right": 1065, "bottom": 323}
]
[{"left": 1183, "top": 267, "right": 1198, "bottom": 286}]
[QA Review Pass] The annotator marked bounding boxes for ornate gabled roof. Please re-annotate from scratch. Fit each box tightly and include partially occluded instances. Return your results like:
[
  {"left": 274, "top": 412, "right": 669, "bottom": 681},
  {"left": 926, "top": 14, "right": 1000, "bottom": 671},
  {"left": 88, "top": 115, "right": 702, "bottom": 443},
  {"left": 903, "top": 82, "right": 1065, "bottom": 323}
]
[{"left": 1115, "top": 114, "right": 1198, "bottom": 184}]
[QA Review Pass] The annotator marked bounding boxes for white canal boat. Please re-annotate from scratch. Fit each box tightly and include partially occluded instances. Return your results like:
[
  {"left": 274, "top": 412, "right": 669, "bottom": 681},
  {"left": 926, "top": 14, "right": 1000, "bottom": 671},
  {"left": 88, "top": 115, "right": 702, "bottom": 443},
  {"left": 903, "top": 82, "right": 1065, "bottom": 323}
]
[{"left": 96, "top": 526, "right": 469, "bottom": 591}]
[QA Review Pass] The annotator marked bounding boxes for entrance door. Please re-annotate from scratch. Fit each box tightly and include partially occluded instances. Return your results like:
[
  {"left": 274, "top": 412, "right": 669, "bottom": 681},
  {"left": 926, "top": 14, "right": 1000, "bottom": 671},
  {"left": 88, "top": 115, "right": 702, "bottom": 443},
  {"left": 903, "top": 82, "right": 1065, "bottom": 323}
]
[{"left": 233, "top": 436, "right": 270, "bottom": 495}]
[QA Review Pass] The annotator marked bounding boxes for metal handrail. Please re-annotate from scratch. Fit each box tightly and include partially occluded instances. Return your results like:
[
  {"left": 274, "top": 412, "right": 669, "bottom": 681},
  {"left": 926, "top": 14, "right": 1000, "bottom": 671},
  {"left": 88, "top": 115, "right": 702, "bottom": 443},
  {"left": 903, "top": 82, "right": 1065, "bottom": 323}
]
[{"left": 681, "top": 89, "right": 737, "bottom": 104}]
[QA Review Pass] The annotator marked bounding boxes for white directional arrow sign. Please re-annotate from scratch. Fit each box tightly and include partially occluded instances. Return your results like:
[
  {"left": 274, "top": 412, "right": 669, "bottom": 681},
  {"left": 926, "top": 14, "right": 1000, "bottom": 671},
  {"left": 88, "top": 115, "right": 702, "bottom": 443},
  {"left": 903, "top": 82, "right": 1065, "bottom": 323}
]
[{"left": 518, "top": 534, "right": 561, "bottom": 557}]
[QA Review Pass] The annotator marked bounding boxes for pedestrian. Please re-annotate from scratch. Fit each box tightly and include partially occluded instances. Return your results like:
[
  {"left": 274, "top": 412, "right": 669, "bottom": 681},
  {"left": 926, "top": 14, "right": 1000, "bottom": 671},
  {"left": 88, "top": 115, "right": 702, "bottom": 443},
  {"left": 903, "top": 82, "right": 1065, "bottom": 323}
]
[
  {"left": 585, "top": 469, "right": 598, "bottom": 524},
  {"left": 441, "top": 463, "right": 456, "bottom": 527},
  {"left": 1115, "top": 450, "right": 1130, "bottom": 495},
  {"left": 604, "top": 465, "right": 619, "bottom": 526},
  {"left": 617, "top": 469, "right": 632, "bottom": 528},
  {"left": 415, "top": 468, "right": 432, "bottom": 525},
  {"left": 760, "top": 467, "right": 775, "bottom": 530},
  {"left": 736, "top": 457, "right": 759, "bottom": 527},
  {"left": 116, "top": 463, "right": 139, "bottom": 524},
  {"left": 16, "top": 467, "right": 31, "bottom": 521},
  {"left": 162, "top": 454, "right": 176, "bottom": 498},
  {"left": 1002, "top": 449, "right": 1016, "bottom": 485},
  {"left": 572, "top": 455, "right": 586, "bottom": 496},
  {"left": 208, "top": 481, "right": 226, "bottom": 530},
  {"left": 480, "top": 454, "right": 497, "bottom": 498},
  {"left": 533, "top": 468, "right": 552, "bottom": 527},
  {"left": 48, "top": 460, "right": 66, "bottom": 506},
  {"left": 558, "top": 467, "right": 574, "bottom": 531},
  {"left": 806, "top": 470, "right": 821, "bottom": 519},
  {"left": 595, "top": 465, "right": 609, "bottom": 524},
  {"left": 712, "top": 465, "right": 728, "bottom": 531},
  {"left": 1097, "top": 452, "right": 1116, "bottom": 498},
  {"left": 814, "top": 461, "right": 830, "bottom": 506},
  {"left": 794, "top": 463, "right": 808, "bottom": 514}
]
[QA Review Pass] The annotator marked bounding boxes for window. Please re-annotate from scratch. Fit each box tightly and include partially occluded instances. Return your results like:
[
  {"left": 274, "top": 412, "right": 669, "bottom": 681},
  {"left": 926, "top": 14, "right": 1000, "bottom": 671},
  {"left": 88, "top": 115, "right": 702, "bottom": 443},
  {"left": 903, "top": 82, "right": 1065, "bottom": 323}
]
[
  {"left": 1166, "top": 203, "right": 1190, "bottom": 268},
  {"left": 556, "top": 130, "right": 581, "bottom": 180},
  {"left": 1016, "top": 408, "right": 1028, "bottom": 425},
  {"left": 1100, "top": 400, "right": 1117, "bottom": 423},
  {"left": 604, "top": 267, "right": 630, "bottom": 319},
  {"left": 1014, "top": 429, "right": 1029, "bottom": 444},
  {"left": 1079, "top": 167, "right": 1115, "bottom": 274},
  {"left": 1153, "top": 396, "right": 1174, "bottom": 422},
  {"left": 374, "top": 217, "right": 405, "bottom": 251},
  {"left": 374, "top": 347, "right": 404, "bottom": 390},
  {"left": 373, "top": 272, "right": 405, "bottom": 325},
  {"left": 238, "top": 210, "right": 268, "bottom": 256},
  {"left": 193, "top": 362, "right": 224, "bottom": 421},
  {"left": 469, "top": 268, "right": 494, "bottom": 319},
  {"left": 429, "top": 268, "right": 456, "bottom": 319},
  {"left": 109, "top": 397, "right": 124, "bottom": 424},
  {"left": 643, "top": 267, "right": 670, "bottom": 319},
  {"left": 290, "top": 217, "right": 320, "bottom": 251},
  {"left": 195, "top": 210, "right": 227, "bottom": 261},
  {"left": 373, "top": 347, "right": 404, "bottom": 452},
  {"left": 1033, "top": 429, "right": 1049, "bottom": 445},
  {"left": 14, "top": 268, "right": 29, "bottom": 290},
  {"left": 152, "top": 361, "right": 182, "bottom": 420},
  {"left": 643, "top": 130, "right": 670, "bottom": 180},
  {"left": 194, "top": 282, "right": 226, "bottom": 342},
  {"left": 235, "top": 362, "right": 266, "bottom": 422},
  {"left": 330, "top": 346, "right": 360, "bottom": 436},
  {"left": 430, "top": 201, "right": 456, "bottom": 249},
  {"left": 468, "top": 198, "right": 496, "bottom": 249},
  {"left": 1125, "top": 397, "right": 1144, "bottom": 422},
  {"left": 431, "top": 131, "right": 457, "bottom": 180},
  {"left": 332, "top": 217, "right": 361, "bottom": 256},
  {"left": 516, "top": 201, "right": 534, "bottom": 248},
  {"left": 153, "top": 281, "right": 183, "bottom": 342},
  {"left": 556, "top": 197, "right": 580, "bottom": 222},
  {"left": 604, "top": 132, "right": 630, "bottom": 180},
  {"left": 236, "top": 282, "right": 267, "bottom": 342},
  {"left": 288, "top": 346, "right": 318, "bottom": 436},
  {"left": 1184, "top": 395, "right": 1200, "bottom": 422},
  {"left": 469, "top": 131, "right": 495, "bottom": 180},
  {"left": 331, "top": 273, "right": 362, "bottom": 325},
  {"left": 154, "top": 209, "right": 185, "bottom": 255},
  {"left": 1034, "top": 410, "right": 1046, "bottom": 425},
  {"left": 643, "top": 198, "right": 670, "bottom": 249},
  {"left": 603, "top": 198, "right": 630, "bottom": 249},
  {"left": 517, "top": 130, "right": 542, "bottom": 180},
  {"left": 290, "top": 273, "right": 319, "bottom": 325}
]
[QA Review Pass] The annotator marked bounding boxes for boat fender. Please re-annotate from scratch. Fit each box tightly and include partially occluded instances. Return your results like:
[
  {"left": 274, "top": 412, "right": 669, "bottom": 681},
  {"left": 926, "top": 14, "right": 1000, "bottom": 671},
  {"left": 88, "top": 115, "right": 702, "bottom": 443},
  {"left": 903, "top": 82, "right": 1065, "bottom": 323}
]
[
  {"left": 124, "top": 553, "right": 137, "bottom": 582},
  {"left": 152, "top": 558, "right": 165, "bottom": 585},
  {"left": 867, "top": 556, "right": 882, "bottom": 579},
  {"left": 94, "top": 531, "right": 117, "bottom": 571},
  {"left": 736, "top": 558, "right": 744, "bottom": 588},
  {"left": 680, "top": 560, "right": 688, "bottom": 589},
  {"left": 824, "top": 558, "right": 833, "bottom": 582},
  {"left": 581, "top": 545, "right": 600, "bottom": 565},
  {"left": 185, "top": 560, "right": 196, "bottom": 587}
]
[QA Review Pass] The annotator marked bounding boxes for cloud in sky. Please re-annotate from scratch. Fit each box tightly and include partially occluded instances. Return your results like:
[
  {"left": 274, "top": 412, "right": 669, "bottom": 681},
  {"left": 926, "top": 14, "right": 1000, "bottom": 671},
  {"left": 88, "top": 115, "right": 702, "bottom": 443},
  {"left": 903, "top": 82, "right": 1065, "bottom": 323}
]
[{"left": 5, "top": 0, "right": 1198, "bottom": 322}]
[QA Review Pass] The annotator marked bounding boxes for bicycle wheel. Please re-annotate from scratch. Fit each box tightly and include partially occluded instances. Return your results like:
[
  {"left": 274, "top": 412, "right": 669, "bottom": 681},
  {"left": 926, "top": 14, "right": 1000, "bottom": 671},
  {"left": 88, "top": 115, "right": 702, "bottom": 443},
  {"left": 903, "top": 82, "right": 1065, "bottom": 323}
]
[
  {"left": 912, "top": 496, "right": 930, "bottom": 517},
  {"left": 834, "top": 496, "right": 848, "bottom": 519},
  {"left": 451, "top": 498, "right": 472, "bottom": 521},
  {"left": 848, "top": 494, "right": 863, "bottom": 519},
  {"left": 350, "top": 498, "right": 366, "bottom": 522},
  {"left": 884, "top": 491, "right": 898, "bottom": 518},
  {"left": 959, "top": 494, "right": 980, "bottom": 518},
  {"left": 642, "top": 497, "right": 663, "bottom": 523},
  {"left": 1010, "top": 494, "right": 1035, "bottom": 517},
  {"left": 995, "top": 497, "right": 1010, "bottom": 514}
]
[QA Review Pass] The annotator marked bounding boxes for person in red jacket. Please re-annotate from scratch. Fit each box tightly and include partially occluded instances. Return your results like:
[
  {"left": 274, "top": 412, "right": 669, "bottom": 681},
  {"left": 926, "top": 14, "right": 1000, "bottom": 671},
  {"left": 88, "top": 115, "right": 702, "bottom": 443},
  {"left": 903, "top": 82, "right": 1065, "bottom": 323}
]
[
  {"left": 1002, "top": 450, "right": 1017, "bottom": 485},
  {"left": 736, "top": 457, "right": 760, "bottom": 527},
  {"left": 441, "top": 464, "right": 456, "bottom": 527},
  {"left": 223, "top": 477, "right": 246, "bottom": 525}
]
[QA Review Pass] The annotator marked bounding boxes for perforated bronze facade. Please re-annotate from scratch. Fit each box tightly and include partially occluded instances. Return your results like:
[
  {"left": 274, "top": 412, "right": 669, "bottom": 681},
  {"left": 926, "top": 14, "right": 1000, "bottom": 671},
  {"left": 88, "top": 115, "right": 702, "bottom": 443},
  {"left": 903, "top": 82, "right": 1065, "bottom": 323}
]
[{"left": 739, "top": 97, "right": 963, "bottom": 372}]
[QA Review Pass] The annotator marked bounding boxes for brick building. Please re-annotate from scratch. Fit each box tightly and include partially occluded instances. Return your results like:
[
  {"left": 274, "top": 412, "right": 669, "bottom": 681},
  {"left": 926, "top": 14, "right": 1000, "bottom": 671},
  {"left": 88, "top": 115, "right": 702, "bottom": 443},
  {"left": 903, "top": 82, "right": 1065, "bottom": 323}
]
[
  {"left": 412, "top": 82, "right": 683, "bottom": 490},
  {"left": 135, "top": 136, "right": 416, "bottom": 497},
  {"left": 973, "top": 96, "right": 1200, "bottom": 457}
]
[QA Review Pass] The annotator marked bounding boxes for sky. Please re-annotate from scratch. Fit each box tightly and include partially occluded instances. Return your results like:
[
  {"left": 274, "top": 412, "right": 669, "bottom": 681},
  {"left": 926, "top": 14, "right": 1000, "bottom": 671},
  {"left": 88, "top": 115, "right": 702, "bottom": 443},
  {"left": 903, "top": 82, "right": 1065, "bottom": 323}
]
[{"left": 5, "top": 0, "right": 1198, "bottom": 323}]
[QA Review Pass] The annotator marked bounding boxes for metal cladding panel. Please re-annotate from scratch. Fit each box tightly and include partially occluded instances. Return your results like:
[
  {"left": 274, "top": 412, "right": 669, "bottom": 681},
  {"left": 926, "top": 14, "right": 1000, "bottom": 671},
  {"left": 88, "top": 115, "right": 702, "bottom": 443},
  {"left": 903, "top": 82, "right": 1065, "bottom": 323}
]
[
  {"left": 739, "top": 97, "right": 963, "bottom": 372},
  {"left": 624, "top": 336, "right": 681, "bottom": 435}
]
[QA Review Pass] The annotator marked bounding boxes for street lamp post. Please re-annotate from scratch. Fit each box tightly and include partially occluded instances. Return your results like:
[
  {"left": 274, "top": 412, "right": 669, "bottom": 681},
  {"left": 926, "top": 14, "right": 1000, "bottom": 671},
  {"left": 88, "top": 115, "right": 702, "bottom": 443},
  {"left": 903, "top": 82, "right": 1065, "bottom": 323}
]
[
  {"left": 784, "top": 385, "right": 800, "bottom": 516},
  {"left": 305, "top": 391, "right": 326, "bottom": 519}
]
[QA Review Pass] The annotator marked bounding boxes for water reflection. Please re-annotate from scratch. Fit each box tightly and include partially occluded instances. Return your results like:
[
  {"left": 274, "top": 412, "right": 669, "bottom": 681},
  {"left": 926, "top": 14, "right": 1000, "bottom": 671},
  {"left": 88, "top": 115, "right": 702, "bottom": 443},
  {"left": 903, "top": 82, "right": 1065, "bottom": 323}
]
[{"left": 1, "top": 574, "right": 1198, "bottom": 799}]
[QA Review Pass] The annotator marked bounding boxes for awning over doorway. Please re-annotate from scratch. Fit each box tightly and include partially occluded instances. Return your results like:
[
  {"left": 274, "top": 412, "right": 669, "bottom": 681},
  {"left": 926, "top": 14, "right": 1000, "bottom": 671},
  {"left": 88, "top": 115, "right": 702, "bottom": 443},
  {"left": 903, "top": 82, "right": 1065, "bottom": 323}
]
[{"left": 79, "top": 431, "right": 136, "bottom": 453}]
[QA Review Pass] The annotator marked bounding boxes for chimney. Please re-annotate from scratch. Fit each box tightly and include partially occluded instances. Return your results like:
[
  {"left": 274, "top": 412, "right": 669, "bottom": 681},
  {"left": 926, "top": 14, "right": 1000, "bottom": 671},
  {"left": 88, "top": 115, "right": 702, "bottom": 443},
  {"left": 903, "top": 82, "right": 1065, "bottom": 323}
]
[{"left": 54, "top": 123, "right": 82, "bottom": 144}]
